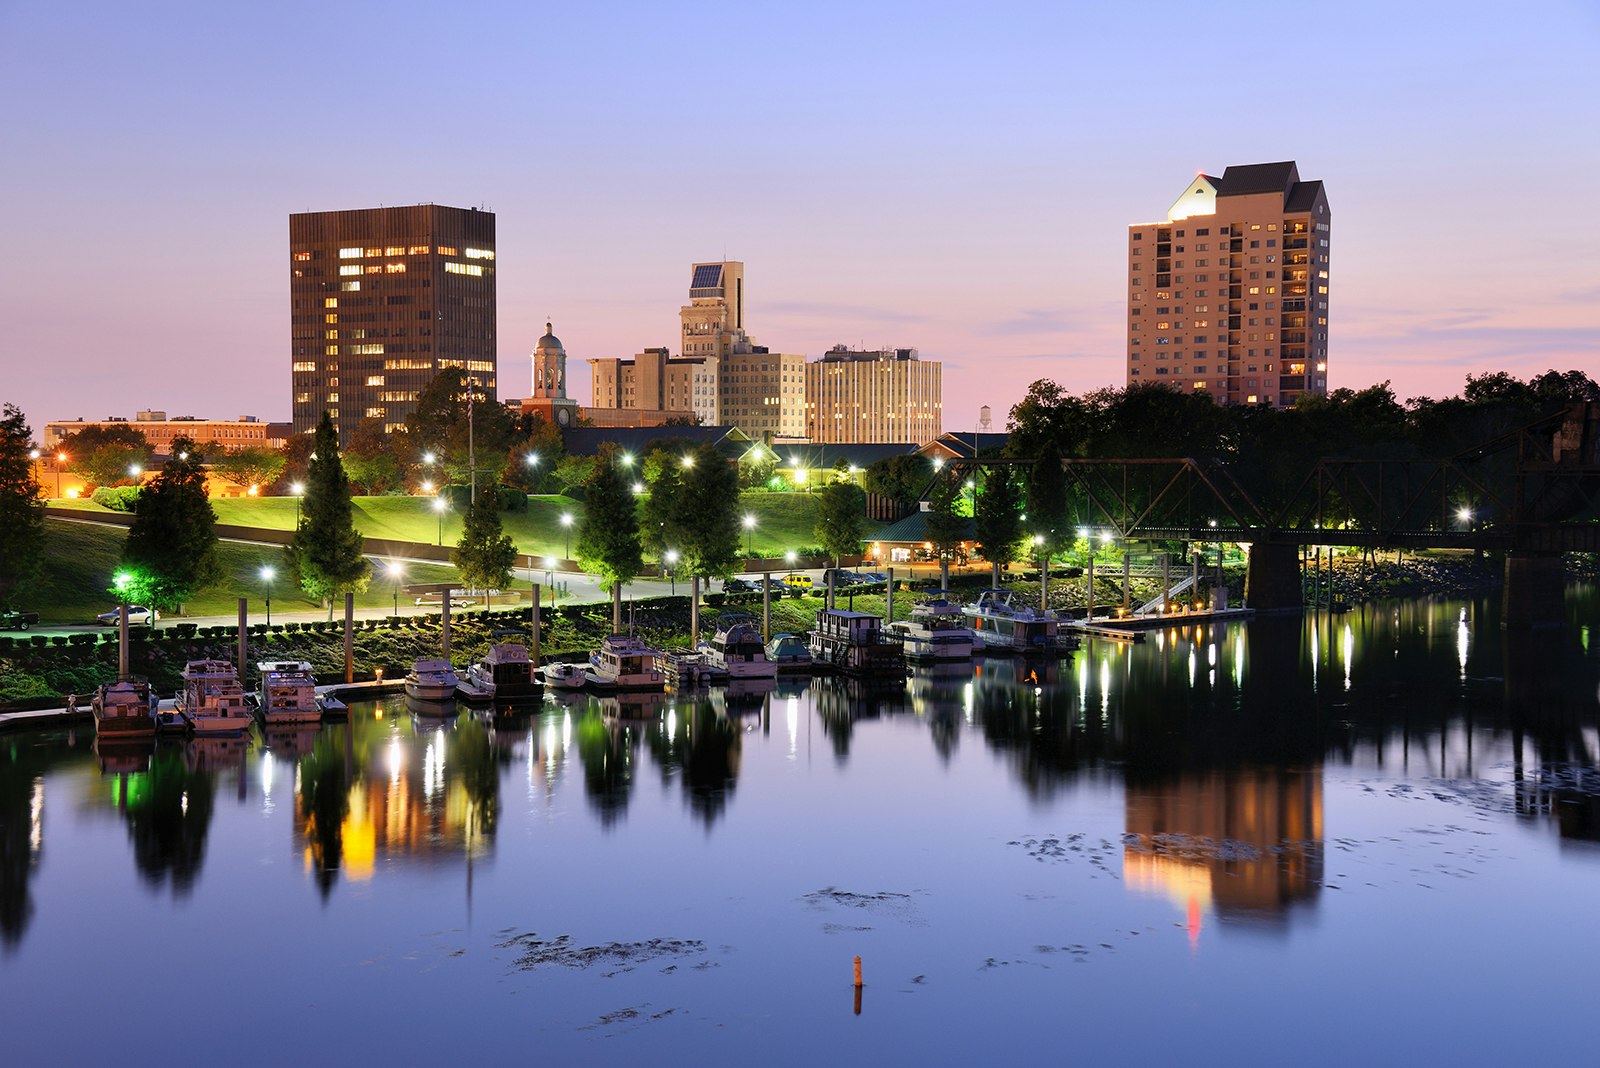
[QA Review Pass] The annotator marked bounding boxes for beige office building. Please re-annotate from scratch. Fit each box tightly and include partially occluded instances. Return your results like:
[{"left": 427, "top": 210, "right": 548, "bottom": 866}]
[
  {"left": 1127, "top": 161, "right": 1329, "bottom": 407},
  {"left": 805, "top": 347, "right": 942, "bottom": 444},
  {"left": 588, "top": 347, "right": 703, "bottom": 420}
]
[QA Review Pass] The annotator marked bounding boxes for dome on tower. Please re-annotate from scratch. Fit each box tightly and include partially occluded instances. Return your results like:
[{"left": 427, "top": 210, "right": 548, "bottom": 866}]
[{"left": 535, "top": 321, "right": 563, "bottom": 352}]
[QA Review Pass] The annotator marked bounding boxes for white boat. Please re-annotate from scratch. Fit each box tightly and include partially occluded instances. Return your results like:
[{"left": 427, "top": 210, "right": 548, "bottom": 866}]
[
  {"left": 586, "top": 635, "right": 666, "bottom": 692},
  {"left": 256, "top": 660, "right": 323, "bottom": 724},
  {"left": 765, "top": 632, "right": 813, "bottom": 672},
  {"left": 404, "top": 657, "right": 460, "bottom": 701},
  {"left": 541, "top": 661, "right": 588, "bottom": 691},
  {"left": 698, "top": 619, "right": 777, "bottom": 679},
  {"left": 892, "top": 596, "right": 975, "bottom": 662},
  {"left": 176, "top": 659, "right": 255, "bottom": 735},
  {"left": 962, "top": 589, "right": 1075, "bottom": 656},
  {"left": 463, "top": 642, "right": 541, "bottom": 701},
  {"left": 91, "top": 678, "right": 155, "bottom": 739},
  {"left": 807, "top": 609, "right": 904, "bottom": 676}
]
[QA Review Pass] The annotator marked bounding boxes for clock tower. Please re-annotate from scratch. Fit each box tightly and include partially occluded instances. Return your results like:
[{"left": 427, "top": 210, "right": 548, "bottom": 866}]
[{"left": 524, "top": 321, "right": 581, "bottom": 427}]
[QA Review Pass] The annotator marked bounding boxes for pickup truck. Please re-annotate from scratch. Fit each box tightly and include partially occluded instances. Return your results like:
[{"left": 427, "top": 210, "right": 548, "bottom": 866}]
[{"left": 0, "top": 610, "right": 41, "bottom": 631}]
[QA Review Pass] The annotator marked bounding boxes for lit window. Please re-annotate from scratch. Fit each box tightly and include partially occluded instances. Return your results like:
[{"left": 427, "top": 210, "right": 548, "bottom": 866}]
[
  {"left": 338, "top": 265, "right": 361, "bottom": 276},
  {"left": 385, "top": 262, "right": 406, "bottom": 273},
  {"left": 341, "top": 281, "right": 360, "bottom": 292},
  {"left": 464, "top": 247, "right": 495, "bottom": 260},
  {"left": 293, "top": 251, "right": 311, "bottom": 262},
  {"left": 338, "top": 248, "right": 362, "bottom": 259},
  {"left": 444, "top": 262, "right": 484, "bottom": 276},
  {"left": 436, "top": 246, "right": 458, "bottom": 256},
  {"left": 325, "top": 345, "right": 337, "bottom": 356},
  {"left": 365, "top": 265, "right": 381, "bottom": 274},
  {"left": 292, "top": 361, "right": 316, "bottom": 372},
  {"left": 364, "top": 247, "right": 381, "bottom": 257},
  {"left": 324, "top": 297, "right": 338, "bottom": 308},
  {"left": 384, "top": 246, "right": 405, "bottom": 257},
  {"left": 324, "top": 313, "right": 337, "bottom": 324},
  {"left": 365, "top": 375, "right": 385, "bottom": 386}
]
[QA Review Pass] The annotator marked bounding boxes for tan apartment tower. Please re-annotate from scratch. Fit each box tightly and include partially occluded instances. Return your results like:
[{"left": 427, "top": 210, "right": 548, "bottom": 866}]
[
  {"left": 1126, "top": 162, "right": 1329, "bottom": 407},
  {"left": 289, "top": 204, "right": 496, "bottom": 445},
  {"left": 805, "top": 347, "right": 942, "bottom": 444}
]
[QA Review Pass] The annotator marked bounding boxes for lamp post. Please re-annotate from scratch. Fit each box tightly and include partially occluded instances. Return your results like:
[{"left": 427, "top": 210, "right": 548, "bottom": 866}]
[
  {"left": 387, "top": 560, "right": 403, "bottom": 617},
  {"left": 434, "top": 497, "right": 447, "bottom": 546},
  {"left": 260, "top": 565, "right": 275, "bottom": 627},
  {"left": 743, "top": 513, "right": 756, "bottom": 557},
  {"left": 54, "top": 452, "right": 65, "bottom": 498},
  {"left": 128, "top": 463, "right": 142, "bottom": 483},
  {"left": 560, "top": 512, "right": 573, "bottom": 559},
  {"left": 665, "top": 549, "right": 679, "bottom": 595},
  {"left": 289, "top": 481, "right": 303, "bottom": 527}
]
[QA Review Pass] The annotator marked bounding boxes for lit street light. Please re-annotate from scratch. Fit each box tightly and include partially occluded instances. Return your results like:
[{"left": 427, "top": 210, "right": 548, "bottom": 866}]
[
  {"left": 260, "top": 565, "right": 275, "bottom": 627},
  {"left": 560, "top": 512, "right": 573, "bottom": 558},
  {"left": 743, "top": 513, "right": 757, "bottom": 557},
  {"left": 387, "top": 560, "right": 404, "bottom": 616},
  {"left": 54, "top": 451, "right": 65, "bottom": 497},
  {"left": 289, "top": 481, "right": 304, "bottom": 527},
  {"left": 128, "top": 464, "right": 142, "bottom": 482},
  {"left": 434, "top": 497, "right": 448, "bottom": 545},
  {"left": 665, "top": 549, "right": 679, "bottom": 595}
]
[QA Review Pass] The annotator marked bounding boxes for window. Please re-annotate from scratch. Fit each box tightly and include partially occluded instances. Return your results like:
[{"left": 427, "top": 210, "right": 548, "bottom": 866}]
[
  {"left": 464, "top": 248, "right": 495, "bottom": 260},
  {"left": 339, "top": 265, "right": 361, "bottom": 276},
  {"left": 293, "top": 251, "right": 311, "bottom": 262},
  {"left": 341, "top": 280, "right": 361, "bottom": 292},
  {"left": 339, "top": 247, "right": 362, "bottom": 259}
]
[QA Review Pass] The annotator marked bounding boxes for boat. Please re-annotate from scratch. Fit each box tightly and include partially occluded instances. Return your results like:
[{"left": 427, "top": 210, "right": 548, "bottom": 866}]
[
  {"left": 806, "top": 608, "right": 904, "bottom": 676},
  {"left": 765, "top": 632, "right": 814, "bottom": 673},
  {"left": 585, "top": 634, "right": 666, "bottom": 692},
  {"left": 461, "top": 641, "right": 542, "bottom": 702},
  {"left": 404, "top": 657, "right": 460, "bottom": 701},
  {"left": 256, "top": 660, "right": 323, "bottom": 725},
  {"left": 176, "top": 659, "right": 255, "bottom": 735},
  {"left": 152, "top": 695, "right": 188, "bottom": 735},
  {"left": 698, "top": 618, "right": 777, "bottom": 679},
  {"left": 316, "top": 692, "right": 348, "bottom": 719},
  {"left": 891, "top": 595, "right": 976, "bottom": 662},
  {"left": 541, "top": 661, "right": 588, "bottom": 691},
  {"left": 90, "top": 678, "right": 155, "bottom": 739},
  {"left": 962, "top": 589, "right": 1077, "bottom": 657}
]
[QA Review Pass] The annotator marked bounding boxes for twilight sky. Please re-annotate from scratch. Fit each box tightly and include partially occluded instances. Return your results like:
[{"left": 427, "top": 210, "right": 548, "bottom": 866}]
[{"left": 3, "top": 0, "right": 1597, "bottom": 438}]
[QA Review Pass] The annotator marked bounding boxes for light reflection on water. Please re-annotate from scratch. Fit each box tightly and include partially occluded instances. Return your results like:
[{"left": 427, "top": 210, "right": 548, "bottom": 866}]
[{"left": 2, "top": 587, "right": 1599, "bottom": 1063}]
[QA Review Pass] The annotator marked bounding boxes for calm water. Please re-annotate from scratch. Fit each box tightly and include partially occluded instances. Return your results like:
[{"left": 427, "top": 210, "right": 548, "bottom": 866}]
[{"left": 4, "top": 589, "right": 1599, "bottom": 1065}]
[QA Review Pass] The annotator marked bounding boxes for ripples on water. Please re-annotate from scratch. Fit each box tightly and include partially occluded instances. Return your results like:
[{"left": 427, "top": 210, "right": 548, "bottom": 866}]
[{"left": 3, "top": 589, "right": 1598, "bottom": 1064}]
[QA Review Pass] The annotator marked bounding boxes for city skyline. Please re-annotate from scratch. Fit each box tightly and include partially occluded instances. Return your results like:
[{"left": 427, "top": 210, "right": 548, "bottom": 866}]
[{"left": 4, "top": 1, "right": 1597, "bottom": 437}]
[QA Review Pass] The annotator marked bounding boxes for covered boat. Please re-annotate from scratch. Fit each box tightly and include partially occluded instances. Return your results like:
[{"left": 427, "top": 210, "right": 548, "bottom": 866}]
[
  {"left": 177, "top": 660, "right": 255, "bottom": 735},
  {"left": 257, "top": 660, "right": 322, "bottom": 725},
  {"left": 698, "top": 619, "right": 777, "bottom": 679},
  {"left": 91, "top": 678, "right": 155, "bottom": 739},
  {"left": 586, "top": 635, "right": 666, "bottom": 692},
  {"left": 962, "top": 589, "right": 1076, "bottom": 657},
  {"left": 404, "top": 657, "right": 460, "bottom": 702},
  {"left": 807, "top": 609, "right": 904, "bottom": 676}
]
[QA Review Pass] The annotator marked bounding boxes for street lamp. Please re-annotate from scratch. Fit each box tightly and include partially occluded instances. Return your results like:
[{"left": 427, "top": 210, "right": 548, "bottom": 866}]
[
  {"left": 434, "top": 497, "right": 448, "bottom": 545},
  {"left": 387, "top": 560, "right": 403, "bottom": 616},
  {"left": 54, "top": 452, "right": 65, "bottom": 497},
  {"left": 128, "top": 463, "right": 142, "bottom": 482},
  {"left": 28, "top": 449, "right": 40, "bottom": 491},
  {"left": 560, "top": 512, "right": 573, "bottom": 558},
  {"left": 965, "top": 478, "right": 976, "bottom": 514},
  {"left": 260, "top": 565, "right": 275, "bottom": 627},
  {"left": 665, "top": 549, "right": 679, "bottom": 595},
  {"left": 289, "top": 481, "right": 304, "bottom": 527},
  {"left": 743, "top": 513, "right": 756, "bottom": 557}
]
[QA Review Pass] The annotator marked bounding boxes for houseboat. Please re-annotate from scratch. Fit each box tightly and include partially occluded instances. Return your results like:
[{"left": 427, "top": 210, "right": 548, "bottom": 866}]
[
  {"left": 461, "top": 642, "right": 541, "bottom": 702},
  {"left": 806, "top": 609, "right": 904, "bottom": 676},
  {"left": 698, "top": 619, "right": 777, "bottom": 679},
  {"left": 404, "top": 658, "right": 461, "bottom": 702},
  {"left": 962, "top": 589, "right": 1076, "bottom": 657},
  {"left": 890, "top": 595, "right": 976, "bottom": 662},
  {"left": 586, "top": 635, "right": 666, "bottom": 692},
  {"left": 176, "top": 659, "right": 255, "bottom": 735},
  {"left": 256, "top": 660, "right": 323, "bottom": 725},
  {"left": 91, "top": 678, "right": 156, "bottom": 739}
]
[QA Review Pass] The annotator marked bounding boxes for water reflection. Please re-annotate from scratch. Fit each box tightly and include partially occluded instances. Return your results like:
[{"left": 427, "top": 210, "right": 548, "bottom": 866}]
[
  {"left": 117, "top": 747, "right": 218, "bottom": 897},
  {"left": 647, "top": 696, "right": 742, "bottom": 827}
]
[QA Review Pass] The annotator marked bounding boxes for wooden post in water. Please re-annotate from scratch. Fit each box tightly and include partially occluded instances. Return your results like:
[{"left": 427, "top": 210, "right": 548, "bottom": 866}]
[
  {"left": 1040, "top": 555, "right": 1049, "bottom": 613},
  {"left": 530, "top": 584, "right": 541, "bottom": 666},
  {"left": 441, "top": 589, "right": 452, "bottom": 659},
  {"left": 1085, "top": 554, "right": 1095, "bottom": 622},
  {"left": 237, "top": 598, "right": 248, "bottom": 678},
  {"left": 826, "top": 570, "right": 836, "bottom": 611},
  {"left": 762, "top": 577, "right": 772, "bottom": 642},
  {"left": 690, "top": 577, "right": 701, "bottom": 647},
  {"left": 343, "top": 592, "right": 355, "bottom": 684},
  {"left": 1162, "top": 552, "right": 1171, "bottom": 613},
  {"left": 1193, "top": 550, "right": 1204, "bottom": 608},
  {"left": 1122, "top": 552, "right": 1131, "bottom": 612},
  {"left": 886, "top": 567, "right": 895, "bottom": 625},
  {"left": 118, "top": 605, "right": 129, "bottom": 679}
]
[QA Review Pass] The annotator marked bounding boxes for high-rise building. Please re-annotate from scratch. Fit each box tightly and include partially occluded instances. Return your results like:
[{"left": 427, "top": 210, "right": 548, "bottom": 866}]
[
  {"left": 1126, "top": 161, "right": 1329, "bottom": 407},
  {"left": 805, "top": 347, "right": 942, "bottom": 444},
  {"left": 289, "top": 204, "right": 496, "bottom": 443}
]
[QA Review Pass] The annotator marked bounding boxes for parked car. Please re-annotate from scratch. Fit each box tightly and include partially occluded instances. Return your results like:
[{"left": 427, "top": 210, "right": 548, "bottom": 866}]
[
  {"left": 756, "top": 577, "right": 792, "bottom": 593},
  {"left": 784, "top": 573, "right": 814, "bottom": 591},
  {"left": 723, "top": 578, "right": 757, "bottom": 594},
  {"left": 822, "top": 568, "right": 869, "bottom": 589},
  {"left": 96, "top": 606, "right": 159, "bottom": 626},
  {"left": 415, "top": 594, "right": 477, "bottom": 607},
  {"left": 0, "top": 610, "right": 41, "bottom": 631}
]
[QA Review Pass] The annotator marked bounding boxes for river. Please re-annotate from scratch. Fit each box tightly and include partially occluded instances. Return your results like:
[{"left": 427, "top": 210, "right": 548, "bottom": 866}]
[{"left": 3, "top": 588, "right": 1597, "bottom": 1065}]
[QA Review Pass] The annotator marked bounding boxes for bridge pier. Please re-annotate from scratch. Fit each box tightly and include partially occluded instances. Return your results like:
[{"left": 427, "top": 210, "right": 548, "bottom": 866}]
[
  {"left": 1502, "top": 551, "right": 1566, "bottom": 629},
  {"left": 1245, "top": 542, "right": 1303, "bottom": 613}
]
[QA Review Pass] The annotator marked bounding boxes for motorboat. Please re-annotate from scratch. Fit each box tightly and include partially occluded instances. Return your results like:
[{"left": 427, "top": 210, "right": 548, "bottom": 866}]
[
  {"left": 91, "top": 678, "right": 155, "bottom": 739},
  {"left": 765, "top": 632, "right": 813, "bottom": 673},
  {"left": 316, "top": 693, "right": 348, "bottom": 719},
  {"left": 892, "top": 595, "right": 975, "bottom": 662},
  {"left": 962, "top": 589, "right": 1076, "bottom": 657},
  {"left": 257, "top": 660, "right": 323, "bottom": 725},
  {"left": 176, "top": 659, "right": 255, "bottom": 735},
  {"left": 806, "top": 609, "right": 904, "bottom": 676},
  {"left": 698, "top": 619, "right": 777, "bottom": 679},
  {"left": 404, "top": 657, "right": 460, "bottom": 701},
  {"left": 541, "top": 661, "right": 588, "bottom": 691},
  {"left": 585, "top": 634, "right": 666, "bottom": 692},
  {"left": 152, "top": 694, "right": 188, "bottom": 735},
  {"left": 462, "top": 642, "right": 541, "bottom": 701}
]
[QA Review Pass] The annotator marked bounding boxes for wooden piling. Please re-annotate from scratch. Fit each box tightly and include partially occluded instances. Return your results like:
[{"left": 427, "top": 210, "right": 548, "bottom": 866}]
[
  {"left": 237, "top": 598, "right": 248, "bottom": 678},
  {"left": 343, "top": 593, "right": 354, "bottom": 684}
]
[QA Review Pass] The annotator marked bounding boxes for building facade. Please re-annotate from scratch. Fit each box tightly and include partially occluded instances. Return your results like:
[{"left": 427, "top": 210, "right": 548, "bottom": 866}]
[
  {"left": 1127, "top": 161, "right": 1329, "bottom": 407},
  {"left": 804, "top": 347, "right": 942, "bottom": 443},
  {"left": 44, "top": 412, "right": 290, "bottom": 453},
  {"left": 289, "top": 204, "right": 497, "bottom": 444}
]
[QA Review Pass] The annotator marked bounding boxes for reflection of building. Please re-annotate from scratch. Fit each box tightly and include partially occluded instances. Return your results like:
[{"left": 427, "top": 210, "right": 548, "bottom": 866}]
[
  {"left": 1124, "top": 766, "right": 1323, "bottom": 942},
  {"left": 1126, "top": 161, "right": 1329, "bottom": 407},
  {"left": 289, "top": 204, "right": 497, "bottom": 443},
  {"left": 805, "top": 347, "right": 941, "bottom": 444}
]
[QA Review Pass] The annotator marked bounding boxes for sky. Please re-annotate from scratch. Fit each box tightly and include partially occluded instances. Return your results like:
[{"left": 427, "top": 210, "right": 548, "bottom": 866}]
[{"left": 3, "top": 0, "right": 1597, "bottom": 438}]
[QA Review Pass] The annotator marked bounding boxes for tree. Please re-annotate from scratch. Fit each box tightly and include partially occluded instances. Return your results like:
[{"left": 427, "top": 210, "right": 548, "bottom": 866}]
[
  {"left": 865, "top": 454, "right": 931, "bottom": 512},
  {"left": 403, "top": 369, "right": 515, "bottom": 489},
  {"left": 503, "top": 411, "right": 566, "bottom": 493},
  {"left": 278, "top": 432, "right": 315, "bottom": 490},
  {"left": 973, "top": 468, "right": 1024, "bottom": 582},
  {"left": 341, "top": 417, "right": 406, "bottom": 495},
  {"left": 674, "top": 442, "right": 740, "bottom": 581},
  {"left": 1026, "top": 443, "right": 1070, "bottom": 555},
  {"left": 641, "top": 448, "right": 687, "bottom": 558},
  {"left": 0, "top": 404, "right": 46, "bottom": 609},
  {"left": 575, "top": 446, "right": 642, "bottom": 630},
  {"left": 814, "top": 482, "right": 866, "bottom": 567},
  {"left": 452, "top": 491, "right": 517, "bottom": 610},
  {"left": 120, "top": 437, "right": 220, "bottom": 612},
  {"left": 286, "top": 412, "right": 371, "bottom": 613},
  {"left": 55, "top": 424, "right": 153, "bottom": 490},
  {"left": 206, "top": 443, "right": 287, "bottom": 494},
  {"left": 924, "top": 477, "right": 968, "bottom": 590}
]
